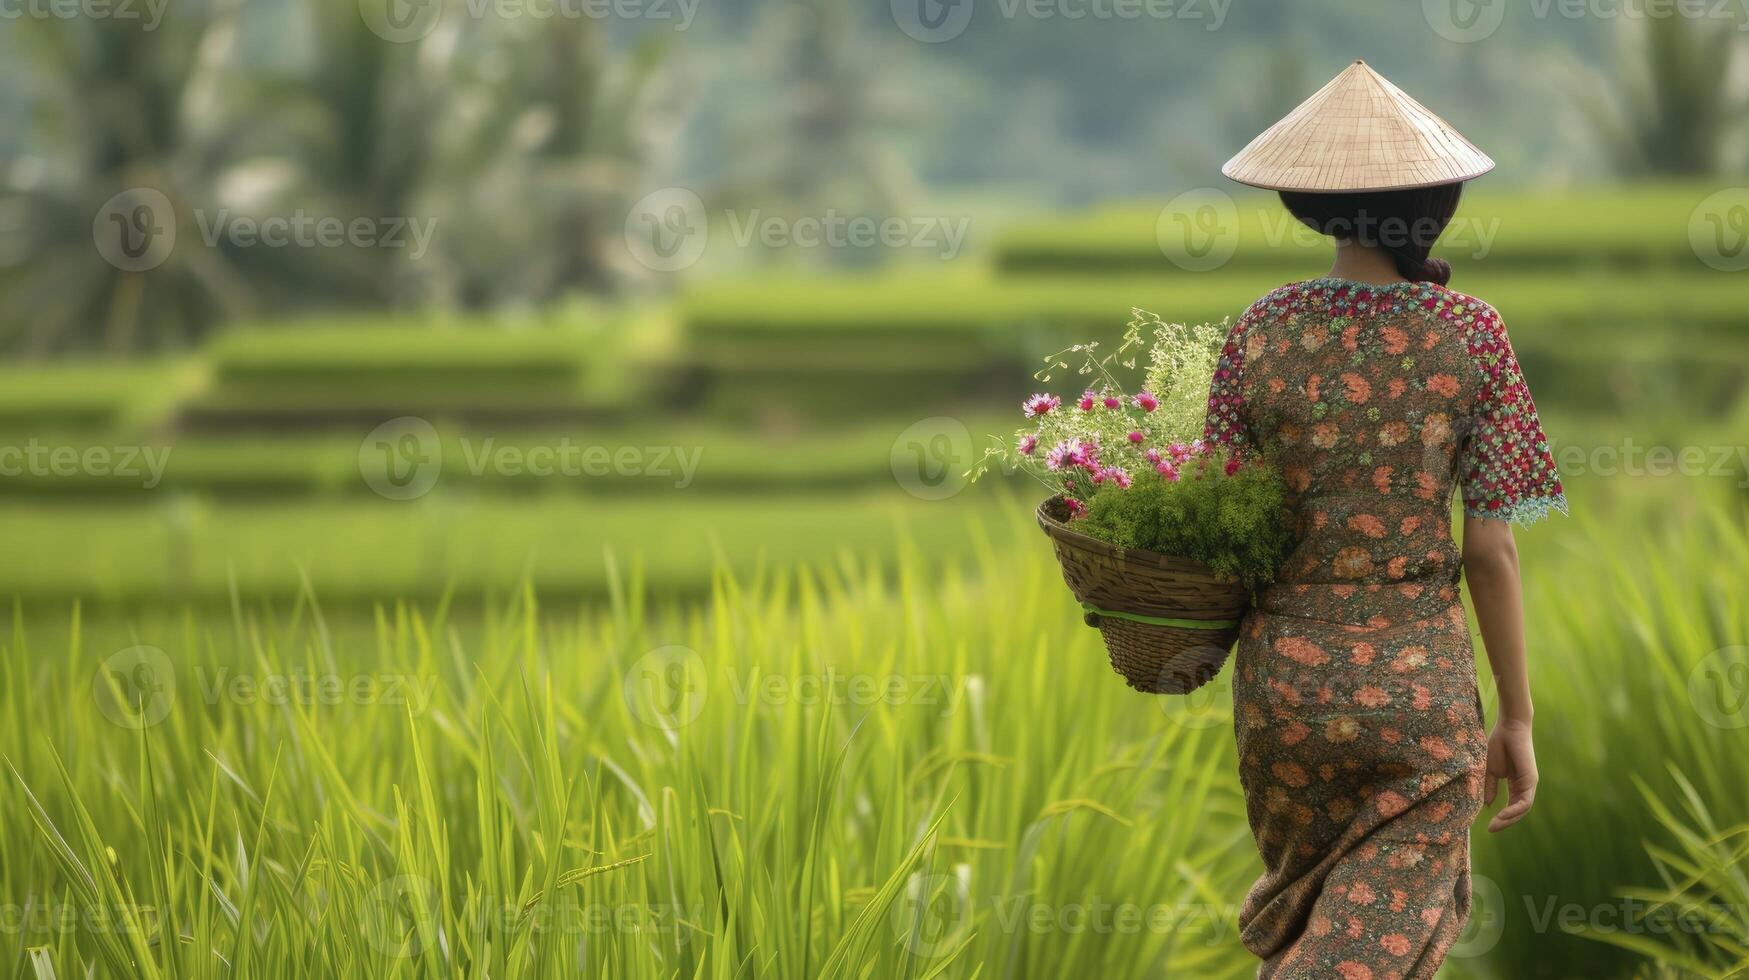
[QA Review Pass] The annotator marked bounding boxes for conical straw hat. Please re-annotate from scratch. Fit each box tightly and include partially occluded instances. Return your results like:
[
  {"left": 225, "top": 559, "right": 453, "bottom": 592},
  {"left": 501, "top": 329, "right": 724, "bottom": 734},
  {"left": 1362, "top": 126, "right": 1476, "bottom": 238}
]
[{"left": 1222, "top": 60, "right": 1494, "bottom": 193}]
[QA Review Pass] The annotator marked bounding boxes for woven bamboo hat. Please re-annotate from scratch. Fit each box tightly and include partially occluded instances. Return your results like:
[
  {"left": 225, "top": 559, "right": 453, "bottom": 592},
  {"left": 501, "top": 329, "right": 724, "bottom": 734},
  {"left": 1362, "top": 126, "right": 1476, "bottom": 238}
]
[{"left": 1222, "top": 60, "right": 1494, "bottom": 193}]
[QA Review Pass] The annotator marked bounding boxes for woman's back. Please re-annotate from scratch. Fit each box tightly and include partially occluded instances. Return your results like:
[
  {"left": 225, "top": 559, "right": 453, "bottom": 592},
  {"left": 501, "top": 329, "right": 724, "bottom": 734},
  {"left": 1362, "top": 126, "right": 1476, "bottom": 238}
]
[{"left": 1206, "top": 278, "right": 1562, "bottom": 594}]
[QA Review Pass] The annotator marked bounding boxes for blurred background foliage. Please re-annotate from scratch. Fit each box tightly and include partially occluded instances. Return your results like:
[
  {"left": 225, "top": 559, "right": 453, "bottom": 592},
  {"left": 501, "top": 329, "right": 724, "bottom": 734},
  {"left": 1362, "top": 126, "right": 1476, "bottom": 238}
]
[
  {"left": 0, "top": 1, "right": 1747, "bottom": 978},
  {"left": 0, "top": 0, "right": 1745, "bottom": 351}
]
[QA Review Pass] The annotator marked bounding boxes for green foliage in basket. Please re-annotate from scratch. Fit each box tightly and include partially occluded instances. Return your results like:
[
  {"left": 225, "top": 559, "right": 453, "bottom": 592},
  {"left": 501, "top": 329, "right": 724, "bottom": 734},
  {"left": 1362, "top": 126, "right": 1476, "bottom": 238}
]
[
  {"left": 1078, "top": 456, "right": 1294, "bottom": 591},
  {"left": 969, "top": 306, "right": 1293, "bottom": 592}
]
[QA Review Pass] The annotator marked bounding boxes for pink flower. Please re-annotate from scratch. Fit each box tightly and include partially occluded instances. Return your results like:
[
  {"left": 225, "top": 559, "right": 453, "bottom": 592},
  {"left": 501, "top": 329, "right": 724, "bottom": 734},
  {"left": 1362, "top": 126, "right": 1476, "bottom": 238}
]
[
  {"left": 1145, "top": 448, "right": 1163, "bottom": 464},
  {"left": 1077, "top": 439, "right": 1101, "bottom": 470},
  {"left": 1045, "top": 441, "right": 1079, "bottom": 471},
  {"left": 1156, "top": 461, "right": 1180, "bottom": 481},
  {"left": 1064, "top": 497, "right": 1086, "bottom": 518},
  {"left": 1102, "top": 395, "right": 1121, "bottom": 410},
  {"left": 1224, "top": 456, "right": 1242, "bottom": 476},
  {"left": 1127, "top": 430, "right": 1144, "bottom": 444},
  {"left": 1078, "top": 390, "right": 1097, "bottom": 412},
  {"left": 1134, "top": 391, "right": 1158, "bottom": 412},
  {"left": 1096, "top": 466, "right": 1131, "bottom": 489},
  {"left": 1022, "top": 394, "right": 1060, "bottom": 418},
  {"left": 1017, "top": 433, "right": 1039, "bottom": 455},
  {"left": 1165, "top": 442, "right": 1191, "bottom": 463}
]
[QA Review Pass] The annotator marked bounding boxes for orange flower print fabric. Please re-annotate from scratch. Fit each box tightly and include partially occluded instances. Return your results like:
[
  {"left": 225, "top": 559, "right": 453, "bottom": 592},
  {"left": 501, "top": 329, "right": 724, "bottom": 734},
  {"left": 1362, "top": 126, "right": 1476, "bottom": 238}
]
[{"left": 1202, "top": 279, "right": 1565, "bottom": 979}]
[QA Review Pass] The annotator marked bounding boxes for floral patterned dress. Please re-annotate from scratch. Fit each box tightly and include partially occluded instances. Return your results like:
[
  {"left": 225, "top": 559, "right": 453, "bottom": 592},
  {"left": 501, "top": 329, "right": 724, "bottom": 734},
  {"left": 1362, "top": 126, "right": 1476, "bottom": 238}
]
[{"left": 1202, "top": 278, "right": 1565, "bottom": 980}]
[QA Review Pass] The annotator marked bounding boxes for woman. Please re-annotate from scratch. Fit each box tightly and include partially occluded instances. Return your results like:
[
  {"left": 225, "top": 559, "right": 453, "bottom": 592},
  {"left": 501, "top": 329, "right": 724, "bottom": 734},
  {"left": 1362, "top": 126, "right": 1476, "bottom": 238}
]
[{"left": 1206, "top": 62, "right": 1565, "bottom": 979}]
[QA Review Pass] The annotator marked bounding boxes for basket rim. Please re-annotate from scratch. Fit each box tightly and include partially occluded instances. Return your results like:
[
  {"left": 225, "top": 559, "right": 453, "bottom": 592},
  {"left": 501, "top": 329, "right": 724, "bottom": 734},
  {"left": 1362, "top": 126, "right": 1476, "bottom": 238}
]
[{"left": 1034, "top": 495, "right": 1226, "bottom": 578}]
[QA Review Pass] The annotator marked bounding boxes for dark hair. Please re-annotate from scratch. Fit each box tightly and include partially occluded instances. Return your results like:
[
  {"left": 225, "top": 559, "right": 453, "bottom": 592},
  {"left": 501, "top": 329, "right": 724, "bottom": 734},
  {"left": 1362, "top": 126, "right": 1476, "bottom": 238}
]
[{"left": 1278, "top": 183, "right": 1464, "bottom": 285}]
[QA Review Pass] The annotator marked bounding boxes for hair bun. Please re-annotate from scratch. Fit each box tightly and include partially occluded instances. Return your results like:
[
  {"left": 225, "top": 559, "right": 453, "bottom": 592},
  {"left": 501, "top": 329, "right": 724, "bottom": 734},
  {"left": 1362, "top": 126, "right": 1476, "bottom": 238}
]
[{"left": 1396, "top": 255, "right": 1452, "bottom": 286}]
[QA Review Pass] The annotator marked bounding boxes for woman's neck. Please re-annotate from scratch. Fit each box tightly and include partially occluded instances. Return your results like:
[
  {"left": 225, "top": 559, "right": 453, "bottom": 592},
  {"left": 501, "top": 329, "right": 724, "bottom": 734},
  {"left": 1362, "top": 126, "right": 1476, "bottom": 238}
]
[{"left": 1327, "top": 242, "right": 1409, "bottom": 286}]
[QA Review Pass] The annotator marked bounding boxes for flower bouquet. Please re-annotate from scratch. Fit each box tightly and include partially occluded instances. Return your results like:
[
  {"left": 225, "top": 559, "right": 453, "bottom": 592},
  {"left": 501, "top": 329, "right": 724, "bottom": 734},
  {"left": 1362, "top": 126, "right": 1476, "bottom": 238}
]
[{"left": 971, "top": 310, "right": 1293, "bottom": 694}]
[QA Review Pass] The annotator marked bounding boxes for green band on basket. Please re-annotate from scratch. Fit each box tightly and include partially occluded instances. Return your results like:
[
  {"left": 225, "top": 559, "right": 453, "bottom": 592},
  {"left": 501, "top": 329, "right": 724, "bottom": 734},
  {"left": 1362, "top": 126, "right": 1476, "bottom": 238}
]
[{"left": 1079, "top": 602, "right": 1238, "bottom": 630}]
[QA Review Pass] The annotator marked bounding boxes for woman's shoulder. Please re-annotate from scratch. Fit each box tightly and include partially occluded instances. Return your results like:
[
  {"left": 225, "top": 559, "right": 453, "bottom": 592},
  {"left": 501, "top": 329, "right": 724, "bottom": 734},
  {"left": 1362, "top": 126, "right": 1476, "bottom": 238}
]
[
  {"left": 1423, "top": 284, "right": 1514, "bottom": 363},
  {"left": 1426, "top": 283, "right": 1503, "bottom": 329},
  {"left": 1236, "top": 279, "right": 1507, "bottom": 342},
  {"left": 1233, "top": 279, "right": 1322, "bottom": 328}
]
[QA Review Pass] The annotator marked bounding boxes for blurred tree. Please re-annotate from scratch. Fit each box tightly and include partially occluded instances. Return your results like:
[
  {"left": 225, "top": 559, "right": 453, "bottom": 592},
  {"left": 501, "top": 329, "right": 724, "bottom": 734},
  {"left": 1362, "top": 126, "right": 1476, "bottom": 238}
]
[
  {"left": 721, "top": 0, "right": 917, "bottom": 267},
  {"left": 0, "top": 0, "right": 267, "bottom": 353},
  {"left": 0, "top": 0, "right": 678, "bottom": 352},
  {"left": 1567, "top": 13, "right": 1748, "bottom": 177},
  {"left": 425, "top": 17, "right": 679, "bottom": 307}
]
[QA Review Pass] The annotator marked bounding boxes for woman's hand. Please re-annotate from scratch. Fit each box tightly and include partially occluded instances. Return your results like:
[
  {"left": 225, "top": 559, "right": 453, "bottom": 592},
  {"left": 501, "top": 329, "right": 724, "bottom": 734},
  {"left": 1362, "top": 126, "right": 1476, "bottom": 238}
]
[{"left": 1483, "top": 720, "right": 1537, "bottom": 832}]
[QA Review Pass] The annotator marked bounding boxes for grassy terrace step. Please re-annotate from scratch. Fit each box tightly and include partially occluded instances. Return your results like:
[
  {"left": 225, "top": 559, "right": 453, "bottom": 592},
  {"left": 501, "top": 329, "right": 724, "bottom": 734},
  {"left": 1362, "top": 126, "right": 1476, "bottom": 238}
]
[
  {"left": 682, "top": 269, "right": 1749, "bottom": 346},
  {"left": 0, "top": 490, "right": 1009, "bottom": 604},
  {"left": 0, "top": 360, "right": 187, "bottom": 433},
  {"left": 679, "top": 270, "right": 1749, "bottom": 418},
  {"left": 0, "top": 417, "right": 1015, "bottom": 498},
  {"left": 177, "top": 310, "right": 669, "bottom": 428},
  {"left": 208, "top": 320, "right": 591, "bottom": 377},
  {"left": 992, "top": 182, "right": 1724, "bottom": 274}
]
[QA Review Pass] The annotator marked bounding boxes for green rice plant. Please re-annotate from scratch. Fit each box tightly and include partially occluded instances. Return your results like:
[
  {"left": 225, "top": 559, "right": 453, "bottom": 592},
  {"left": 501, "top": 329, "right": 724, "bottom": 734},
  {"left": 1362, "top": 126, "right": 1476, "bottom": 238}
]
[
  {"left": 1461, "top": 489, "right": 1749, "bottom": 978},
  {"left": 0, "top": 473, "right": 1744, "bottom": 978},
  {"left": 1569, "top": 767, "right": 1749, "bottom": 976},
  {"left": 0, "top": 511, "right": 1261, "bottom": 978}
]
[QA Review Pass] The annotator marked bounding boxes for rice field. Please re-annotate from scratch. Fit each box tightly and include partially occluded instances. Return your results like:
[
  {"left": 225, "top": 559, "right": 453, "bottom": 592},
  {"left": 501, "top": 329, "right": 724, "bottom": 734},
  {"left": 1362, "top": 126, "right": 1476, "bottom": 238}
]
[
  {"left": 3, "top": 184, "right": 1745, "bottom": 978},
  {"left": 2, "top": 482, "right": 1745, "bottom": 979}
]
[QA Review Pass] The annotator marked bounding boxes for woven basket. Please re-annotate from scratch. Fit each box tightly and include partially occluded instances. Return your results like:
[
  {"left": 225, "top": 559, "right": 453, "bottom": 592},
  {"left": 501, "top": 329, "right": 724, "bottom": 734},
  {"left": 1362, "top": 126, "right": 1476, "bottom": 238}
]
[{"left": 1036, "top": 497, "right": 1248, "bottom": 694}]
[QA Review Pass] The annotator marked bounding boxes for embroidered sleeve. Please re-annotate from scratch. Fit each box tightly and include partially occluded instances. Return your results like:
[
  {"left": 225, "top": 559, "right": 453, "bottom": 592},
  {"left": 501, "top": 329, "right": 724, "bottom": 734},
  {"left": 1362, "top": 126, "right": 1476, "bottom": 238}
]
[
  {"left": 1203, "top": 312, "right": 1252, "bottom": 450},
  {"left": 1457, "top": 303, "right": 1566, "bottom": 525}
]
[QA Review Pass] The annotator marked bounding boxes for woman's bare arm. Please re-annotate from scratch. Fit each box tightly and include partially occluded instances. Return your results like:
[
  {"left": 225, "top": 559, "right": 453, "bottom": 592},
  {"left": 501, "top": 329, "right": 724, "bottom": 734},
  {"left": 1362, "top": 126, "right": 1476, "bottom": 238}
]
[{"left": 1462, "top": 515, "right": 1538, "bottom": 832}]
